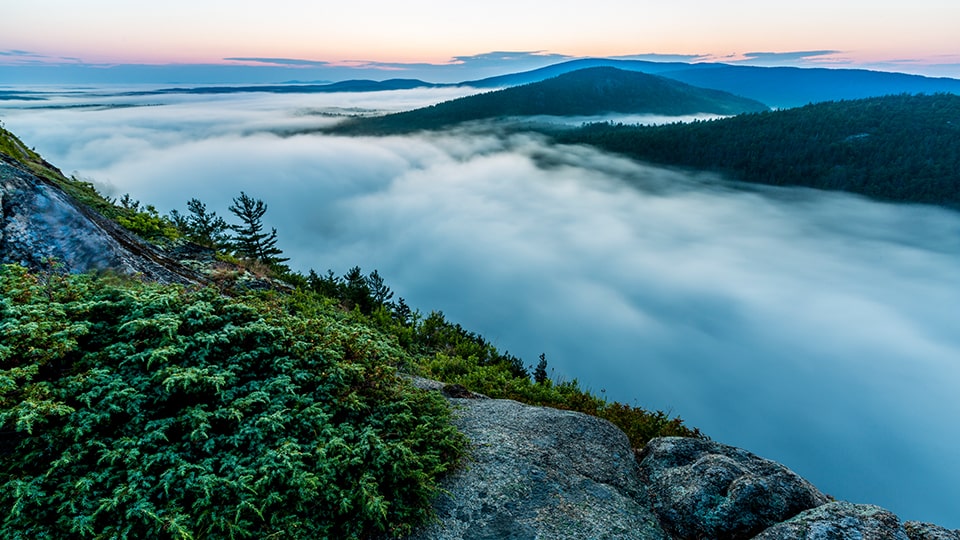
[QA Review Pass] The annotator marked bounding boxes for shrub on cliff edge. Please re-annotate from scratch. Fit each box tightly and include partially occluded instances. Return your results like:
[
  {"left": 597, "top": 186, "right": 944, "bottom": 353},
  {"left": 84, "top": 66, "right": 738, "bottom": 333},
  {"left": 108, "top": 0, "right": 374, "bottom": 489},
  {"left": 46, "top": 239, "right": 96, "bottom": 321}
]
[{"left": 0, "top": 264, "right": 464, "bottom": 539}]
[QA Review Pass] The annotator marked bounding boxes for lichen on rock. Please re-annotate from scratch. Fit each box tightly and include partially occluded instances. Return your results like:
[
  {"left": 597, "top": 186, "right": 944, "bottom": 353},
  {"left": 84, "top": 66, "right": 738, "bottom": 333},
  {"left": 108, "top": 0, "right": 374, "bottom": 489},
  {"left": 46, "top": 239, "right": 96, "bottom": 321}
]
[
  {"left": 637, "top": 436, "right": 830, "bottom": 540},
  {"left": 404, "top": 387, "right": 668, "bottom": 540},
  {"left": 904, "top": 521, "right": 960, "bottom": 540},
  {"left": 753, "top": 501, "right": 910, "bottom": 540}
]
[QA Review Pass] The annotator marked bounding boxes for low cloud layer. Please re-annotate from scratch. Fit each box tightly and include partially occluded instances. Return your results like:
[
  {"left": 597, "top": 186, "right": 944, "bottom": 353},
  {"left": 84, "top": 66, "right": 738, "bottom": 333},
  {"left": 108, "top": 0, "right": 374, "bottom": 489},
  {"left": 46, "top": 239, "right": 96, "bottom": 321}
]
[{"left": 3, "top": 90, "right": 960, "bottom": 527}]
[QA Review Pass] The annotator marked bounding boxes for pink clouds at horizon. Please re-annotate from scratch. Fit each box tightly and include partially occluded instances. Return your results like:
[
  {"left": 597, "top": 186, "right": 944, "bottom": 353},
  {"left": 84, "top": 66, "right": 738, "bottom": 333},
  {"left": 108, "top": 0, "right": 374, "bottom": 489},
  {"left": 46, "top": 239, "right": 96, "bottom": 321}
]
[{"left": 3, "top": 0, "right": 958, "bottom": 77}]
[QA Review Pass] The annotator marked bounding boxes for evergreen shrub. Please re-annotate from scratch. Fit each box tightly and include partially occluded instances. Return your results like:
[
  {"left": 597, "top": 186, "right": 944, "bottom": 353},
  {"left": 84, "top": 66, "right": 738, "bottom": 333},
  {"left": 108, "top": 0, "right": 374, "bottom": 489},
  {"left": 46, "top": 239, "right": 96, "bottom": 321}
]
[{"left": 0, "top": 265, "right": 464, "bottom": 539}]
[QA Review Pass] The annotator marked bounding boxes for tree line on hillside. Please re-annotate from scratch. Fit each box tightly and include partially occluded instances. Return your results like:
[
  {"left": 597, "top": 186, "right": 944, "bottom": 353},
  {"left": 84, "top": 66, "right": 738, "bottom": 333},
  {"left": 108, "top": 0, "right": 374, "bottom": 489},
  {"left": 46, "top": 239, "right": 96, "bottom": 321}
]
[
  {"left": 113, "top": 190, "right": 536, "bottom": 382},
  {"left": 303, "top": 266, "right": 529, "bottom": 379},
  {"left": 293, "top": 263, "right": 697, "bottom": 447},
  {"left": 145, "top": 189, "right": 695, "bottom": 446},
  {"left": 113, "top": 191, "right": 289, "bottom": 271},
  {"left": 557, "top": 93, "right": 960, "bottom": 208},
  {"left": 106, "top": 186, "right": 702, "bottom": 446}
]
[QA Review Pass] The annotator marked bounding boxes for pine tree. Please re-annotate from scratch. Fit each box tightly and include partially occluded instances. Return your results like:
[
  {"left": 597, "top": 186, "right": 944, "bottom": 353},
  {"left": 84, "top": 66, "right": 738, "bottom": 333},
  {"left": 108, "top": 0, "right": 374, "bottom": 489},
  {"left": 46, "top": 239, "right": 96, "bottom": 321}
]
[
  {"left": 343, "top": 265, "right": 371, "bottom": 313},
  {"left": 393, "top": 297, "right": 413, "bottom": 326},
  {"left": 534, "top": 353, "right": 548, "bottom": 385},
  {"left": 228, "top": 192, "right": 288, "bottom": 267},
  {"left": 173, "top": 198, "right": 228, "bottom": 248},
  {"left": 366, "top": 269, "right": 394, "bottom": 307}
]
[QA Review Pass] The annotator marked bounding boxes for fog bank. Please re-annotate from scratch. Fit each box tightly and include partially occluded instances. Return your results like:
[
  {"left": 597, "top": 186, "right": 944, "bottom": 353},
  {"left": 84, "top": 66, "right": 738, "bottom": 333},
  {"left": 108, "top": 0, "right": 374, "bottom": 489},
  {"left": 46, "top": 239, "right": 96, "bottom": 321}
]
[{"left": 3, "top": 89, "right": 960, "bottom": 527}]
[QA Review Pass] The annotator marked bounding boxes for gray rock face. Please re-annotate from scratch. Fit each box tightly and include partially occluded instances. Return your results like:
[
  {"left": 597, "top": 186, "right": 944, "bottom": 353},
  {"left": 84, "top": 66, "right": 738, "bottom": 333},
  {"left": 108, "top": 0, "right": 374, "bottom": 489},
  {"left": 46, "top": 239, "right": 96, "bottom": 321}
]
[
  {"left": 406, "top": 394, "right": 668, "bottom": 540},
  {"left": 638, "top": 436, "right": 830, "bottom": 540},
  {"left": 753, "top": 501, "right": 909, "bottom": 540},
  {"left": 0, "top": 160, "right": 202, "bottom": 284},
  {"left": 904, "top": 521, "right": 960, "bottom": 540},
  {"left": 401, "top": 381, "right": 960, "bottom": 540}
]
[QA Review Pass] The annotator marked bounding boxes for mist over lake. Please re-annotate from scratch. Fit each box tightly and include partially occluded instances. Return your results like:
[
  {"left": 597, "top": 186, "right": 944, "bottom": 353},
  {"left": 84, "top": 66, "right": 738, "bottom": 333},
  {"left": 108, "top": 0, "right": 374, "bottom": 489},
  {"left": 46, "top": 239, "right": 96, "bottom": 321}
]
[{"left": 3, "top": 89, "right": 960, "bottom": 528}]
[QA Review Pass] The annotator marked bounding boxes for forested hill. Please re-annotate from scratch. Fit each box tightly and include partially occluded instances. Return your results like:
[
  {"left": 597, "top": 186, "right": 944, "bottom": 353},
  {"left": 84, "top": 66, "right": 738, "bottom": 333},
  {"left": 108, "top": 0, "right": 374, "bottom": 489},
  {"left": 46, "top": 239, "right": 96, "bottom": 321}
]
[
  {"left": 459, "top": 58, "right": 697, "bottom": 88},
  {"left": 328, "top": 67, "right": 768, "bottom": 135},
  {"left": 558, "top": 93, "right": 960, "bottom": 208}
]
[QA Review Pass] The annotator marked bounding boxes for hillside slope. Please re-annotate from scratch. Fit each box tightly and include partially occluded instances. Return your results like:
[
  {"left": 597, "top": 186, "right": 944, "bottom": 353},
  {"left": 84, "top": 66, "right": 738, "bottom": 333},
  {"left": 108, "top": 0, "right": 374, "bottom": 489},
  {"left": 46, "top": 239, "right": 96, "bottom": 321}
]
[
  {"left": 559, "top": 93, "right": 960, "bottom": 208},
  {"left": 0, "top": 127, "right": 206, "bottom": 284},
  {"left": 329, "top": 67, "right": 768, "bottom": 135},
  {"left": 460, "top": 58, "right": 699, "bottom": 87}
]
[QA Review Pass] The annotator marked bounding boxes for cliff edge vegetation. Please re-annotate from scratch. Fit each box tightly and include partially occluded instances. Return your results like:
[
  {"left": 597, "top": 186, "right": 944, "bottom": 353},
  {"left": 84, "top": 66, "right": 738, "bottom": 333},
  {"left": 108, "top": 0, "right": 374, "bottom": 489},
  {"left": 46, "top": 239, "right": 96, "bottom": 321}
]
[{"left": 0, "top": 124, "right": 698, "bottom": 538}]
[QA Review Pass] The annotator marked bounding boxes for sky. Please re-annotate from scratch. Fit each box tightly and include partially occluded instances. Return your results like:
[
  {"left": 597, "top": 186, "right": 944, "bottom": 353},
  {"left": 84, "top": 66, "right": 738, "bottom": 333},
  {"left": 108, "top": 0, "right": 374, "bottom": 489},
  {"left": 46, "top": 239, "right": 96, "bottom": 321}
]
[
  {"left": 2, "top": 90, "right": 959, "bottom": 527},
  {"left": 3, "top": 0, "right": 960, "bottom": 83}
]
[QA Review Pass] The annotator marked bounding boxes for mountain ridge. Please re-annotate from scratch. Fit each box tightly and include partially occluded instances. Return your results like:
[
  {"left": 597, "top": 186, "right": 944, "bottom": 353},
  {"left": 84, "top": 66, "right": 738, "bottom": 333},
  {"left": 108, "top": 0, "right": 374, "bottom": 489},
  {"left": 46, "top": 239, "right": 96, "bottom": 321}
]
[
  {"left": 327, "top": 67, "right": 768, "bottom": 135},
  {"left": 459, "top": 57, "right": 701, "bottom": 87},
  {"left": 20, "top": 58, "right": 953, "bottom": 113},
  {"left": 460, "top": 58, "right": 960, "bottom": 108},
  {"left": 119, "top": 78, "right": 444, "bottom": 96}
]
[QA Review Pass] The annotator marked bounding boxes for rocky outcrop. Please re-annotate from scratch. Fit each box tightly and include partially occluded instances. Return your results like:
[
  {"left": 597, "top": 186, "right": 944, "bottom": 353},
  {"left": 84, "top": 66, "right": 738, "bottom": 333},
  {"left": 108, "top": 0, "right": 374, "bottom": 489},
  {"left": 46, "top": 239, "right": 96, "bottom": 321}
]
[
  {"left": 637, "top": 436, "right": 830, "bottom": 539},
  {"left": 406, "top": 378, "right": 668, "bottom": 540},
  {"left": 753, "top": 502, "right": 910, "bottom": 540},
  {"left": 904, "top": 522, "right": 960, "bottom": 540},
  {"left": 405, "top": 379, "right": 959, "bottom": 540},
  {"left": 0, "top": 159, "right": 204, "bottom": 285}
]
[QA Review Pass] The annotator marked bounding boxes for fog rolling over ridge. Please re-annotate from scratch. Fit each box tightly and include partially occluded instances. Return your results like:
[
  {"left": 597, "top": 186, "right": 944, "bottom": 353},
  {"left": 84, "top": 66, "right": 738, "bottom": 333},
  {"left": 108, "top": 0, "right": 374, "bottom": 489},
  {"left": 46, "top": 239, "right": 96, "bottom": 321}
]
[{"left": 3, "top": 89, "right": 960, "bottom": 528}]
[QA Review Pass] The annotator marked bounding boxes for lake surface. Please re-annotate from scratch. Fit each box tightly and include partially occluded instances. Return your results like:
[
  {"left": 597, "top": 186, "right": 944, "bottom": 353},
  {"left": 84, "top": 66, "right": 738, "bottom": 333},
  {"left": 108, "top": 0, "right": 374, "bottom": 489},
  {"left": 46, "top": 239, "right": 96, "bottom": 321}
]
[{"left": 3, "top": 88, "right": 959, "bottom": 527}]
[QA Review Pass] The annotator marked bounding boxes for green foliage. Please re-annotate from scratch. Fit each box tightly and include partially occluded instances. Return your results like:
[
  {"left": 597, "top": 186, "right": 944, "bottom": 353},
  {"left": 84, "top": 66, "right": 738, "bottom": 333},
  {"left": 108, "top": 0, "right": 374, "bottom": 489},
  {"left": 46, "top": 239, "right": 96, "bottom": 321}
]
[
  {"left": 416, "top": 350, "right": 699, "bottom": 448},
  {"left": 305, "top": 266, "right": 400, "bottom": 319},
  {"left": 0, "top": 125, "right": 48, "bottom": 173},
  {"left": 0, "top": 126, "right": 123, "bottom": 221},
  {"left": 411, "top": 311, "right": 527, "bottom": 378},
  {"left": 62, "top": 176, "right": 123, "bottom": 218},
  {"left": 0, "top": 126, "right": 180, "bottom": 244},
  {"left": 114, "top": 196, "right": 181, "bottom": 243},
  {"left": 559, "top": 93, "right": 960, "bottom": 208},
  {"left": 170, "top": 198, "right": 229, "bottom": 249},
  {"left": 0, "top": 264, "right": 464, "bottom": 539},
  {"left": 534, "top": 353, "right": 549, "bottom": 385}
]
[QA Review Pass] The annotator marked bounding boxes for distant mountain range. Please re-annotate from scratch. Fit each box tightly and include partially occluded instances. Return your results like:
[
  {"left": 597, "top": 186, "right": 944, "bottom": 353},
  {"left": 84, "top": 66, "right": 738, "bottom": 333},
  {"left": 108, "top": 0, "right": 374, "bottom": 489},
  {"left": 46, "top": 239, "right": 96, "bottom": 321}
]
[
  {"left": 653, "top": 64, "right": 960, "bottom": 108},
  {"left": 3, "top": 57, "right": 944, "bottom": 111},
  {"left": 326, "top": 67, "right": 769, "bottom": 135},
  {"left": 117, "top": 78, "right": 444, "bottom": 96},
  {"left": 463, "top": 59, "right": 960, "bottom": 108},
  {"left": 72, "top": 57, "right": 959, "bottom": 110}
]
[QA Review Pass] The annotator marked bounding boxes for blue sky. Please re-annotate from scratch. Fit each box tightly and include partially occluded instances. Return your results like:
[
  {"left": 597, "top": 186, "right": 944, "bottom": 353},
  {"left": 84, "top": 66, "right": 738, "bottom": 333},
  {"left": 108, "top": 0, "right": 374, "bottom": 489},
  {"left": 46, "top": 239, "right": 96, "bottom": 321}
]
[{"left": 3, "top": 1, "right": 960, "bottom": 83}]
